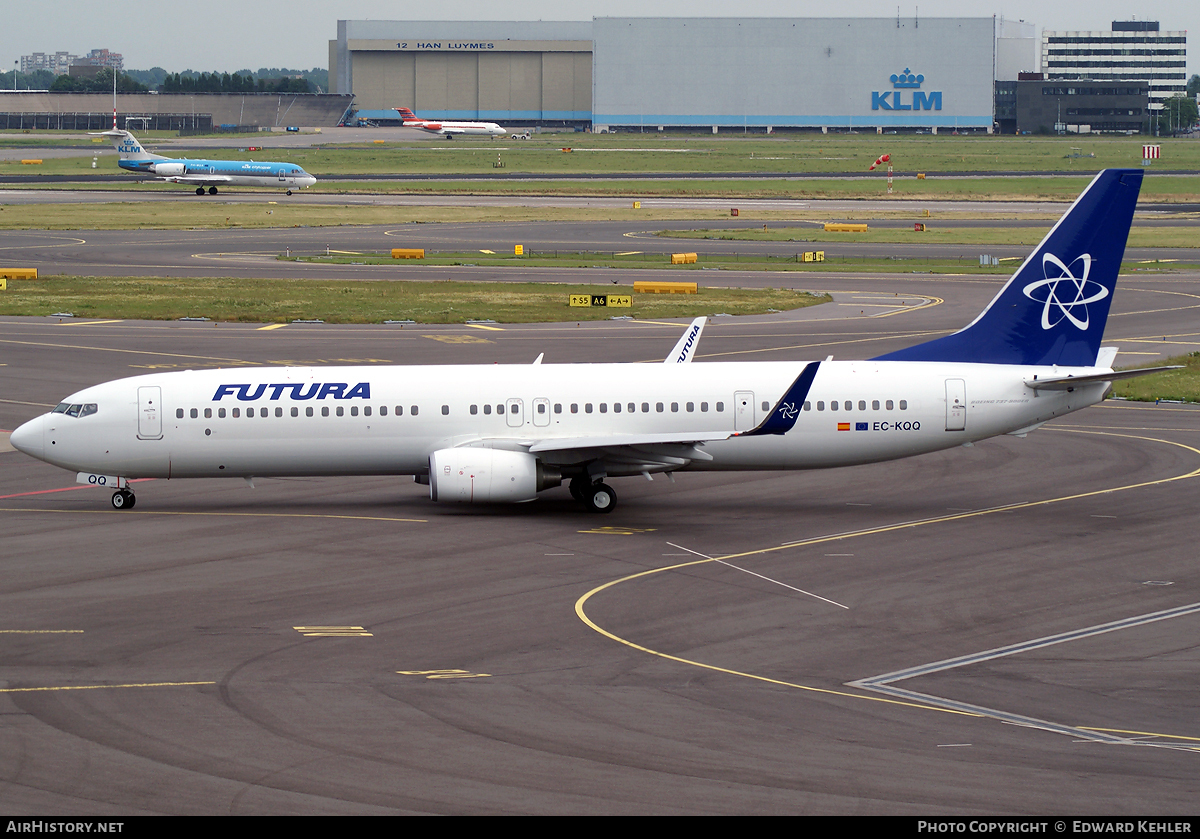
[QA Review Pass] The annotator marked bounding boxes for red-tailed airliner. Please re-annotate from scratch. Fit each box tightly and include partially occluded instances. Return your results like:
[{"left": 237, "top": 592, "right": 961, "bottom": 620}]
[{"left": 394, "top": 107, "right": 507, "bottom": 139}]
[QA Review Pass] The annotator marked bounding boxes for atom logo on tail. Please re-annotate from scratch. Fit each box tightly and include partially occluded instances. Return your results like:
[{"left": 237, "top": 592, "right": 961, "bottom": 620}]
[{"left": 1022, "top": 253, "right": 1108, "bottom": 331}]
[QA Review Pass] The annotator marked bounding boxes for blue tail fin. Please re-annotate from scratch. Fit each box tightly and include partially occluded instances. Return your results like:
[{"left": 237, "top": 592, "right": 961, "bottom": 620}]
[{"left": 874, "top": 168, "right": 1143, "bottom": 367}]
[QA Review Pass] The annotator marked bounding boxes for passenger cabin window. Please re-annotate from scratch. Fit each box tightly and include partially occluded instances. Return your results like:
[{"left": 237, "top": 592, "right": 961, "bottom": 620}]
[
  {"left": 291, "top": 407, "right": 298, "bottom": 417},
  {"left": 886, "top": 400, "right": 894, "bottom": 410},
  {"left": 471, "top": 405, "right": 478, "bottom": 415},
  {"left": 442, "top": 405, "right": 449, "bottom": 415},
  {"left": 276, "top": 407, "right": 284, "bottom": 417},
  {"left": 321, "top": 407, "right": 329, "bottom": 417},
  {"left": 483, "top": 404, "right": 491, "bottom": 415},
  {"left": 411, "top": 406, "right": 419, "bottom": 416},
  {"left": 716, "top": 402, "right": 724, "bottom": 412},
  {"left": 336, "top": 407, "right": 344, "bottom": 417},
  {"left": 613, "top": 403, "right": 621, "bottom": 413},
  {"left": 219, "top": 408, "right": 227, "bottom": 418},
  {"left": 177, "top": 409, "right": 184, "bottom": 419},
  {"left": 899, "top": 400, "right": 908, "bottom": 410}
]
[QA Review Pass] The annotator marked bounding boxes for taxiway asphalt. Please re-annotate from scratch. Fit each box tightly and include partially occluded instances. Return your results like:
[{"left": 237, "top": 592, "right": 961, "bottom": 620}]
[{"left": 0, "top": 273, "right": 1197, "bottom": 813}]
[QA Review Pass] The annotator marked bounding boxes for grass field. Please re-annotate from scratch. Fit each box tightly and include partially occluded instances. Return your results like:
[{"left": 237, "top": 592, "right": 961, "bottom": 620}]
[
  {"left": 657, "top": 226, "right": 1200, "bottom": 249},
  {"left": 292, "top": 250, "right": 1032, "bottom": 274},
  {"left": 0, "top": 276, "right": 829, "bottom": 324},
  {"left": 75, "top": 133, "right": 1200, "bottom": 174},
  {"left": 5, "top": 185, "right": 1200, "bottom": 232},
  {"left": 1114, "top": 354, "right": 1200, "bottom": 402},
  {"left": 3, "top": 133, "right": 1199, "bottom": 202}
]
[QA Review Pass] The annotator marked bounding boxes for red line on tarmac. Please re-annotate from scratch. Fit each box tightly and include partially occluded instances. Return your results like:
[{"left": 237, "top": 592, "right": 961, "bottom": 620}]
[{"left": 0, "top": 478, "right": 155, "bottom": 500}]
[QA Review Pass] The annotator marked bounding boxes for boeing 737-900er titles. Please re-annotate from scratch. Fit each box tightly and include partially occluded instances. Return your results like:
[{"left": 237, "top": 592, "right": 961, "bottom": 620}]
[
  {"left": 9, "top": 169, "right": 1178, "bottom": 513},
  {"left": 394, "top": 107, "right": 507, "bottom": 139},
  {"left": 95, "top": 129, "right": 316, "bottom": 195}
]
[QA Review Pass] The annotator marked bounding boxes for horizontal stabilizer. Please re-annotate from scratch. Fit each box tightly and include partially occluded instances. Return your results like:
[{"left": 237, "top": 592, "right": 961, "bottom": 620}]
[{"left": 1024, "top": 366, "right": 1183, "bottom": 391}]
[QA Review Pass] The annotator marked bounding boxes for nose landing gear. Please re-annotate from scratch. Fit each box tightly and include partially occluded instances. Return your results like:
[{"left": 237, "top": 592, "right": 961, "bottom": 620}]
[{"left": 111, "top": 489, "right": 136, "bottom": 510}]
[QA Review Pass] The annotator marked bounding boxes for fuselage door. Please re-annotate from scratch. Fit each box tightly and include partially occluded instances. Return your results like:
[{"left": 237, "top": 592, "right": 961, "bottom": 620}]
[
  {"left": 532, "top": 397, "right": 551, "bottom": 427},
  {"left": 945, "top": 378, "right": 966, "bottom": 431},
  {"left": 506, "top": 398, "right": 524, "bottom": 428},
  {"left": 137, "top": 386, "right": 163, "bottom": 440},
  {"left": 734, "top": 391, "right": 756, "bottom": 432}
]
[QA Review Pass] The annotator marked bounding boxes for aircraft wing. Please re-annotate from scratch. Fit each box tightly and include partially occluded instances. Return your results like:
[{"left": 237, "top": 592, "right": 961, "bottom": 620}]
[
  {"left": 465, "top": 431, "right": 732, "bottom": 476},
  {"left": 158, "top": 175, "right": 235, "bottom": 186},
  {"left": 1024, "top": 366, "right": 1183, "bottom": 391},
  {"left": 527, "top": 431, "right": 731, "bottom": 454}
]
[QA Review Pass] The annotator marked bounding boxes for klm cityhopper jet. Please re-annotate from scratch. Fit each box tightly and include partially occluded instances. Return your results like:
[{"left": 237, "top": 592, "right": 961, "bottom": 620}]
[
  {"left": 96, "top": 129, "right": 317, "bottom": 195},
  {"left": 10, "top": 170, "right": 1175, "bottom": 513}
]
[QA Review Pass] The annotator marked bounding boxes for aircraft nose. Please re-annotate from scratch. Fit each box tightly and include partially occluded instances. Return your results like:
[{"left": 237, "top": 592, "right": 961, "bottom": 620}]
[{"left": 9, "top": 416, "right": 44, "bottom": 460}]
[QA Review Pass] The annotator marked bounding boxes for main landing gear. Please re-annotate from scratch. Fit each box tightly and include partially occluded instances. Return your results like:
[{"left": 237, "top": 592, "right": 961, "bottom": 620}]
[
  {"left": 111, "top": 489, "right": 136, "bottom": 510},
  {"left": 195, "top": 187, "right": 218, "bottom": 195},
  {"left": 569, "top": 477, "right": 617, "bottom": 514}
]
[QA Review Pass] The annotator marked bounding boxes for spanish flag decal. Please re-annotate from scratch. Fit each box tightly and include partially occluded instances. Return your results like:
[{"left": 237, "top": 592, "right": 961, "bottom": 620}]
[{"left": 837, "top": 422, "right": 851, "bottom": 431}]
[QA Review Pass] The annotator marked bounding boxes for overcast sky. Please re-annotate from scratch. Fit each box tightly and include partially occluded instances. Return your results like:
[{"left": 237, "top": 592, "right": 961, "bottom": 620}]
[{"left": 7, "top": 1, "right": 1197, "bottom": 77}]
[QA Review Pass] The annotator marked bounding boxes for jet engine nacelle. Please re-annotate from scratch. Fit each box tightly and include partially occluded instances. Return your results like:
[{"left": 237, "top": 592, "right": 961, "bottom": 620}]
[
  {"left": 428, "top": 448, "right": 560, "bottom": 504},
  {"left": 153, "top": 162, "right": 186, "bottom": 177}
]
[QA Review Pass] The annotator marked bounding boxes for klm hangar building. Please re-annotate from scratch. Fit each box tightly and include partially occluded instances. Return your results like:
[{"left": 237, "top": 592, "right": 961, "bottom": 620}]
[{"left": 333, "top": 17, "right": 997, "bottom": 132}]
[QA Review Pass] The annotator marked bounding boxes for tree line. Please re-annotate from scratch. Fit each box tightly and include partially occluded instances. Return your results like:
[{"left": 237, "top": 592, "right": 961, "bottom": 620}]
[{"left": 0, "top": 66, "right": 327, "bottom": 94}]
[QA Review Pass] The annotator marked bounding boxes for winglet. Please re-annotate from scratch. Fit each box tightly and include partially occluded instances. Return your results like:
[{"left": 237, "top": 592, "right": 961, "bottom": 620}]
[
  {"left": 736, "top": 362, "right": 821, "bottom": 437},
  {"left": 665, "top": 316, "right": 707, "bottom": 363}
]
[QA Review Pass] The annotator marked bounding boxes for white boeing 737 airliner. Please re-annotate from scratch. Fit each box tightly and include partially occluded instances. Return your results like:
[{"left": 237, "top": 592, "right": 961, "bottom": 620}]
[
  {"left": 96, "top": 129, "right": 317, "bottom": 195},
  {"left": 9, "top": 170, "right": 1174, "bottom": 513}
]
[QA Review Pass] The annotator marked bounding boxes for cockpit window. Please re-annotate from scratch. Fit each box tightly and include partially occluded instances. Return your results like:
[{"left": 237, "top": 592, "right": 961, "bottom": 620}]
[{"left": 51, "top": 403, "right": 97, "bottom": 418}]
